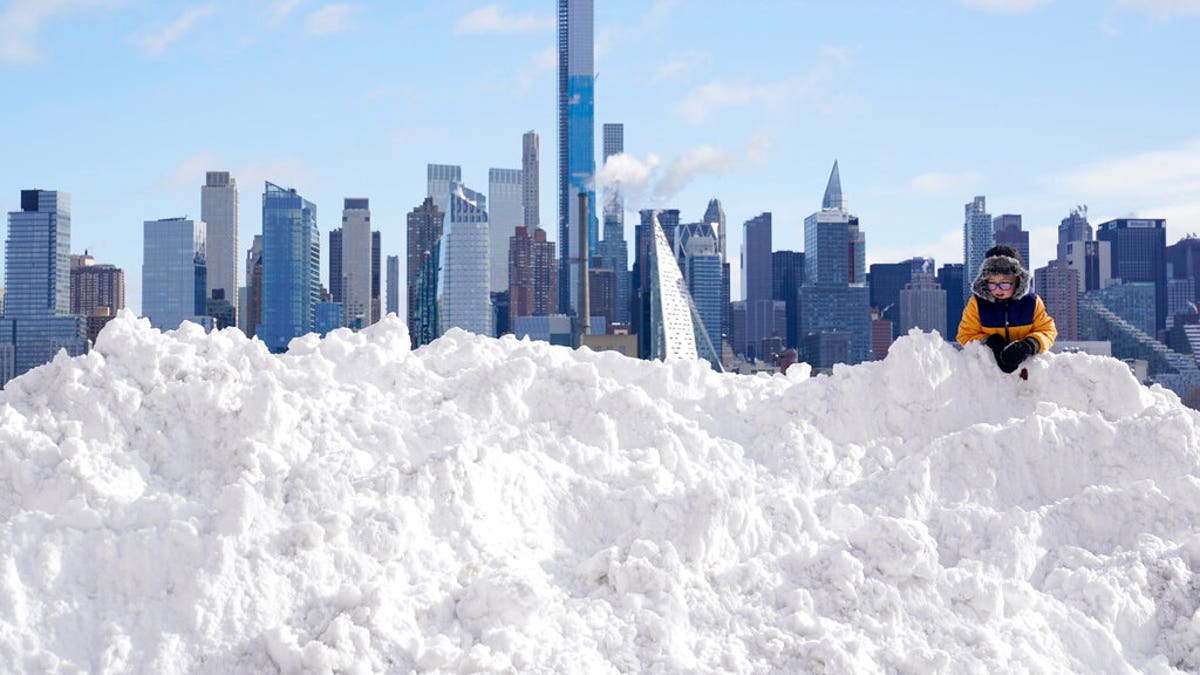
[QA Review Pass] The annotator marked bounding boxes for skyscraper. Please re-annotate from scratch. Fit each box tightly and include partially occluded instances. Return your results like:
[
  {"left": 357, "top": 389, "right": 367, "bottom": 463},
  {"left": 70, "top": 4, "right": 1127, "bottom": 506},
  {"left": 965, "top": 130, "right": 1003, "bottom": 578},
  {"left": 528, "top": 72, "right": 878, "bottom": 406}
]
[
  {"left": 773, "top": 250, "right": 803, "bottom": 348},
  {"left": 341, "top": 198, "right": 372, "bottom": 329},
  {"left": 70, "top": 253, "right": 125, "bottom": 318},
  {"left": 258, "top": 182, "right": 319, "bottom": 353},
  {"left": 509, "top": 225, "right": 557, "bottom": 324},
  {"left": 800, "top": 163, "right": 870, "bottom": 365},
  {"left": 523, "top": 131, "right": 540, "bottom": 227},
  {"left": 558, "top": 0, "right": 596, "bottom": 315},
  {"left": 372, "top": 230, "right": 381, "bottom": 324},
  {"left": 406, "top": 197, "right": 443, "bottom": 347},
  {"left": 963, "top": 196, "right": 992, "bottom": 302},
  {"left": 600, "top": 122, "right": 630, "bottom": 325},
  {"left": 1035, "top": 259, "right": 1079, "bottom": 341},
  {"left": 741, "top": 212, "right": 778, "bottom": 360},
  {"left": 992, "top": 214, "right": 1029, "bottom": 269},
  {"left": 899, "top": 273, "right": 947, "bottom": 336},
  {"left": 704, "top": 198, "right": 730, "bottom": 350},
  {"left": 1057, "top": 207, "right": 1092, "bottom": 261},
  {"left": 201, "top": 171, "right": 239, "bottom": 324},
  {"left": 489, "top": 168, "right": 523, "bottom": 293},
  {"left": 1097, "top": 217, "right": 1168, "bottom": 333},
  {"left": 142, "top": 217, "right": 207, "bottom": 332},
  {"left": 243, "top": 235, "right": 263, "bottom": 337},
  {"left": 937, "top": 263, "right": 965, "bottom": 342},
  {"left": 386, "top": 254, "right": 400, "bottom": 317},
  {"left": 1, "top": 190, "right": 87, "bottom": 385},
  {"left": 441, "top": 183, "right": 491, "bottom": 336},
  {"left": 427, "top": 164, "right": 462, "bottom": 218},
  {"left": 328, "top": 228, "right": 342, "bottom": 303}
]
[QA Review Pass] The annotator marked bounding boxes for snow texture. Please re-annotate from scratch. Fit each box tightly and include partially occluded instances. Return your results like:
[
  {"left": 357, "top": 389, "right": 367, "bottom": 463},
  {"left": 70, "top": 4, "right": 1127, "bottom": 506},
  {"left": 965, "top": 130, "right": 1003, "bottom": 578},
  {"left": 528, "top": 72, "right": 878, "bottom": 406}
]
[{"left": 2, "top": 311, "right": 1200, "bottom": 674}]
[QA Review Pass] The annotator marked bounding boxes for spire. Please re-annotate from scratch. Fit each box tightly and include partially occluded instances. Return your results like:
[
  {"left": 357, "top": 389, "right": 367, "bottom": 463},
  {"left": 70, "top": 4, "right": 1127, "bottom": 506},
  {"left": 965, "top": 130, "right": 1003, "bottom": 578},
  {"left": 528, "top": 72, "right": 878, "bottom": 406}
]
[{"left": 822, "top": 160, "right": 846, "bottom": 211}]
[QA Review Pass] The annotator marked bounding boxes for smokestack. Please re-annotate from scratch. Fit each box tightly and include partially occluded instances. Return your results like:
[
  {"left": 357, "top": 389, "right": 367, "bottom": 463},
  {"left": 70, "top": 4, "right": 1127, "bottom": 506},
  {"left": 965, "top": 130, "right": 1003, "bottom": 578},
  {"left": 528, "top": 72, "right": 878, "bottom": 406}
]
[{"left": 577, "top": 191, "right": 590, "bottom": 344}]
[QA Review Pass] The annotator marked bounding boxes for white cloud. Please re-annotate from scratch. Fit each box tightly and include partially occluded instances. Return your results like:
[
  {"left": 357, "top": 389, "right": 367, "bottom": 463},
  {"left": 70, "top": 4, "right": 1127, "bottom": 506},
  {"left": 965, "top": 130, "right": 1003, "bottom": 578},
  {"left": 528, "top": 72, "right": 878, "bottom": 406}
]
[
  {"left": 270, "top": 0, "right": 305, "bottom": 22},
  {"left": 651, "top": 50, "right": 712, "bottom": 82},
  {"left": 135, "top": 4, "right": 216, "bottom": 57},
  {"left": 909, "top": 171, "right": 984, "bottom": 194},
  {"left": 676, "top": 46, "right": 853, "bottom": 125},
  {"left": 595, "top": 137, "right": 764, "bottom": 209},
  {"left": 511, "top": 46, "right": 556, "bottom": 94},
  {"left": 158, "top": 151, "right": 218, "bottom": 190},
  {"left": 656, "top": 146, "right": 737, "bottom": 200},
  {"left": 960, "top": 0, "right": 1053, "bottom": 12},
  {"left": 304, "top": 3, "right": 353, "bottom": 37},
  {"left": 1113, "top": 0, "right": 1200, "bottom": 16},
  {"left": 0, "top": 0, "right": 124, "bottom": 66},
  {"left": 454, "top": 4, "right": 554, "bottom": 34}
]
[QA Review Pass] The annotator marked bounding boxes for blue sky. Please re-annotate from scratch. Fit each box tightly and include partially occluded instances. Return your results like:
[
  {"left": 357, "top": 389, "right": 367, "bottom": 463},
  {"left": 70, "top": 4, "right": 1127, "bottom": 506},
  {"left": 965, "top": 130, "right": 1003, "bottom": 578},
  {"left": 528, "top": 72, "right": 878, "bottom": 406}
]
[{"left": 3, "top": 0, "right": 1199, "bottom": 316}]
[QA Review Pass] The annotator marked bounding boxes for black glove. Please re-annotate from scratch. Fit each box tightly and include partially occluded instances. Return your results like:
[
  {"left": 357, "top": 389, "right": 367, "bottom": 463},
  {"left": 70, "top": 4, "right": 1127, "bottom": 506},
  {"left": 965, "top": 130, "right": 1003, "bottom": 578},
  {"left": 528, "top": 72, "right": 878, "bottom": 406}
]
[
  {"left": 997, "top": 337, "right": 1038, "bottom": 373},
  {"left": 983, "top": 334, "right": 1005, "bottom": 358}
]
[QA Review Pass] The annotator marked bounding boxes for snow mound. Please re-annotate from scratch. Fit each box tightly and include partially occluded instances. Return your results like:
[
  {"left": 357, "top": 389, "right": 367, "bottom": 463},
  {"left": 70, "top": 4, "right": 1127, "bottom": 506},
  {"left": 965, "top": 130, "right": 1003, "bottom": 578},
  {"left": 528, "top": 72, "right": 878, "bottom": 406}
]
[{"left": 1, "top": 313, "right": 1199, "bottom": 673}]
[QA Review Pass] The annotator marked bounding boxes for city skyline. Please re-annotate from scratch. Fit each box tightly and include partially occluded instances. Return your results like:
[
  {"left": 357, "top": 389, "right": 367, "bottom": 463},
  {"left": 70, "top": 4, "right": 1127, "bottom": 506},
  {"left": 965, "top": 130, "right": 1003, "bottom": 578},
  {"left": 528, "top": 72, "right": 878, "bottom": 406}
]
[{"left": 2, "top": 1, "right": 1200, "bottom": 316}]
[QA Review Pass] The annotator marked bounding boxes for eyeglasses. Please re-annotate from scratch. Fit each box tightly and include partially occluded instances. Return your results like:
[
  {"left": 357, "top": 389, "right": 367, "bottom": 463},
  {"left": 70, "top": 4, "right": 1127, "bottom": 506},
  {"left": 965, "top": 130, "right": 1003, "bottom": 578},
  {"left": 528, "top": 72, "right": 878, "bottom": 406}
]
[{"left": 986, "top": 281, "right": 1015, "bottom": 291}]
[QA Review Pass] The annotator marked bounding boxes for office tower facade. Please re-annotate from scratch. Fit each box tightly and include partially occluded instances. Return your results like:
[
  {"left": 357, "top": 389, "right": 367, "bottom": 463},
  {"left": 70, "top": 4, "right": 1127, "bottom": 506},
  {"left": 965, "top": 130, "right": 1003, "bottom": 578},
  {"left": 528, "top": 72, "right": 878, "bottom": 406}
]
[
  {"left": 427, "top": 164, "right": 462, "bottom": 218},
  {"left": 558, "top": 0, "right": 596, "bottom": 314},
  {"left": 1097, "top": 218, "right": 1167, "bottom": 333},
  {"left": 740, "top": 212, "right": 778, "bottom": 360},
  {"left": 1035, "top": 259, "right": 1080, "bottom": 341},
  {"left": 243, "top": 235, "right": 263, "bottom": 337},
  {"left": 0, "top": 190, "right": 87, "bottom": 385},
  {"left": 1166, "top": 235, "right": 1200, "bottom": 313},
  {"left": 70, "top": 253, "right": 125, "bottom": 317},
  {"left": 703, "top": 198, "right": 730, "bottom": 350},
  {"left": 328, "top": 228, "right": 343, "bottom": 303},
  {"left": 508, "top": 225, "right": 557, "bottom": 324},
  {"left": 937, "top": 263, "right": 965, "bottom": 341},
  {"left": 386, "top": 255, "right": 400, "bottom": 316},
  {"left": 600, "top": 122, "right": 630, "bottom": 325},
  {"left": 633, "top": 210, "right": 657, "bottom": 358},
  {"left": 340, "top": 198, "right": 372, "bottom": 329},
  {"left": 992, "top": 214, "right": 1029, "bottom": 268},
  {"left": 258, "top": 182, "right": 319, "bottom": 353},
  {"left": 406, "top": 197, "right": 444, "bottom": 347},
  {"left": 372, "top": 230, "right": 381, "bottom": 324},
  {"left": 142, "top": 218, "right": 207, "bottom": 332},
  {"left": 899, "top": 273, "right": 947, "bottom": 337},
  {"left": 644, "top": 212, "right": 701, "bottom": 362},
  {"left": 1057, "top": 207, "right": 1092, "bottom": 261},
  {"left": 441, "top": 183, "right": 492, "bottom": 336},
  {"left": 772, "top": 250, "right": 803, "bottom": 348},
  {"left": 1064, "top": 239, "right": 1112, "bottom": 293},
  {"left": 589, "top": 263, "right": 616, "bottom": 331},
  {"left": 201, "top": 171, "right": 239, "bottom": 323},
  {"left": 489, "top": 168, "right": 523, "bottom": 293},
  {"left": 801, "top": 164, "right": 870, "bottom": 364},
  {"left": 523, "top": 131, "right": 540, "bottom": 227},
  {"left": 963, "top": 195, "right": 992, "bottom": 302},
  {"left": 868, "top": 262, "right": 912, "bottom": 339}
]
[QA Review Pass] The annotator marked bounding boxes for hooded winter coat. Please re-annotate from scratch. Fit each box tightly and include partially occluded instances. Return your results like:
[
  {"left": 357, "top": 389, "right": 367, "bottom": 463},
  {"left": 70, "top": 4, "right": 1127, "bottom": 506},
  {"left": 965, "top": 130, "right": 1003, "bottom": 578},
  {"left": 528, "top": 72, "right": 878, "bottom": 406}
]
[{"left": 956, "top": 251, "right": 1058, "bottom": 353}]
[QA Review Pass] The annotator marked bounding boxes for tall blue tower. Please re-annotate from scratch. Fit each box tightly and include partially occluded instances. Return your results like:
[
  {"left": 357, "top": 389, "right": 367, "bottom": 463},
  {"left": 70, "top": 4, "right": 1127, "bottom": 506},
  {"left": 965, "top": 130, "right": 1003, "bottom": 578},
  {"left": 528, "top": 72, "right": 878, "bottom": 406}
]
[
  {"left": 558, "top": 0, "right": 596, "bottom": 315},
  {"left": 257, "top": 182, "right": 319, "bottom": 353}
]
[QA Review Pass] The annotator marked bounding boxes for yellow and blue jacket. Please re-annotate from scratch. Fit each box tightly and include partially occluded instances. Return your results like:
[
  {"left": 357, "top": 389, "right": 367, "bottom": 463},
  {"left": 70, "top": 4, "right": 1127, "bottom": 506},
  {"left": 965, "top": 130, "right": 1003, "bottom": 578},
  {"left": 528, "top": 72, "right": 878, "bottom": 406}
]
[{"left": 956, "top": 266, "right": 1058, "bottom": 353}]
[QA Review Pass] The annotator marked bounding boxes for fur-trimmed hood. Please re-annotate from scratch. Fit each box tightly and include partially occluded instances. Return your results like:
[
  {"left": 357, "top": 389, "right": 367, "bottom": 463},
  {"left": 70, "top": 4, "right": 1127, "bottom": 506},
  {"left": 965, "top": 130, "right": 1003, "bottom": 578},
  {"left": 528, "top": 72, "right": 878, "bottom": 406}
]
[{"left": 971, "top": 253, "right": 1032, "bottom": 302}]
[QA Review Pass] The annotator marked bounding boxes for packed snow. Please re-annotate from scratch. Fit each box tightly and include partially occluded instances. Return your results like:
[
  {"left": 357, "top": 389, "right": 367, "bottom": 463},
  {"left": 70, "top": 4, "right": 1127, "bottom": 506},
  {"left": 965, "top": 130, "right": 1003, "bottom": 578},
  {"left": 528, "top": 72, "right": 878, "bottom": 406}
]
[{"left": 2, "top": 311, "right": 1200, "bottom": 674}]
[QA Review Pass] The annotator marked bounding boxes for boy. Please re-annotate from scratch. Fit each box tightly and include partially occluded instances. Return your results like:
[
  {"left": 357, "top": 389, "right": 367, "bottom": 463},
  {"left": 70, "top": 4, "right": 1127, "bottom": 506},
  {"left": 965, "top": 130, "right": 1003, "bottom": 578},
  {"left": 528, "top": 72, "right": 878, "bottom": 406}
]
[{"left": 957, "top": 245, "right": 1058, "bottom": 373}]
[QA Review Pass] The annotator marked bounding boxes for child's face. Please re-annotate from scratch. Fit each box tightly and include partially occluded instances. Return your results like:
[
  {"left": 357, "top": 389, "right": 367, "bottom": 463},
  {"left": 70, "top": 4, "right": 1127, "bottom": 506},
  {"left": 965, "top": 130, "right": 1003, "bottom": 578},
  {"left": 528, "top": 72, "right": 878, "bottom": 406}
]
[{"left": 986, "top": 275, "right": 1017, "bottom": 299}]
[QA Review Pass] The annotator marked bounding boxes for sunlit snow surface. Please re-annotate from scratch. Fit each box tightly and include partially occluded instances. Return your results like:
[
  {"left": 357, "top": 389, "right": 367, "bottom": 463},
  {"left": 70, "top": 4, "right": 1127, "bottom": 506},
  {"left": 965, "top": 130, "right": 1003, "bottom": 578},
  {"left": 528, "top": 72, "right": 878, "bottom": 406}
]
[{"left": 2, "top": 311, "right": 1200, "bottom": 673}]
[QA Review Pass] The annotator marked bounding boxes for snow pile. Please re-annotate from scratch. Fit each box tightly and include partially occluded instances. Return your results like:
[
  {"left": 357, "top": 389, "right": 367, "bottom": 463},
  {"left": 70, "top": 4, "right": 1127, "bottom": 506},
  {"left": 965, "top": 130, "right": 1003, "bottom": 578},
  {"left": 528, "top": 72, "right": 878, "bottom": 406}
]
[{"left": 2, "top": 312, "right": 1200, "bottom": 673}]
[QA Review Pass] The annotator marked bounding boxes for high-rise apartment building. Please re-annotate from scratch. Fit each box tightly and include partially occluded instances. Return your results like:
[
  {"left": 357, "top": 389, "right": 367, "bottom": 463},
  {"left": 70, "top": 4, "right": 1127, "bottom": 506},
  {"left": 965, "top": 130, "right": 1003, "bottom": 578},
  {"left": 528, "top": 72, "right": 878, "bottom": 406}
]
[
  {"left": 258, "top": 182, "right": 319, "bottom": 352},
  {"left": 340, "top": 198, "right": 372, "bottom": 329},
  {"left": 558, "top": 0, "right": 596, "bottom": 314},
  {"left": 1035, "top": 259, "right": 1079, "bottom": 341},
  {"left": 406, "top": 197, "right": 444, "bottom": 347},
  {"left": 142, "top": 217, "right": 207, "bottom": 332},
  {"left": 70, "top": 253, "right": 125, "bottom": 318},
  {"left": 1097, "top": 217, "right": 1167, "bottom": 333},
  {"left": 489, "top": 168, "right": 523, "bottom": 293},
  {"left": 0, "top": 190, "right": 87, "bottom": 385},
  {"left": 201, "top": 171, "right": 239, "bottom": 324},
  {"left": 441, "top": 183, "right": 491, "bottom": 336},
  {"left": 963, "top": 196, "right": 992, "bottom": 302},
  {"left": 992, "top": 214, "right": 1029, "bottom": 269},
  {"left": 523, "top": 131, "right": 540, "bottom": 227},
  {"left": 509, "top": 225, "right": 557, "bottom": 323}
]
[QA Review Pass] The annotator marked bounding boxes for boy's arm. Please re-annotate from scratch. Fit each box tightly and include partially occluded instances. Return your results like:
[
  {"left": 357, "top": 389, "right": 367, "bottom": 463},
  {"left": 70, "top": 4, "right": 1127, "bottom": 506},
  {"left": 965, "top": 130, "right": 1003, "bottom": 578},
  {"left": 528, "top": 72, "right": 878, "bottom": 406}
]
[
  {"left": 956, "top": 297, "right": 986, "bottom": 346},
  {"left": 1026, "top": 296, "right": 1058, "bottom": 353}
]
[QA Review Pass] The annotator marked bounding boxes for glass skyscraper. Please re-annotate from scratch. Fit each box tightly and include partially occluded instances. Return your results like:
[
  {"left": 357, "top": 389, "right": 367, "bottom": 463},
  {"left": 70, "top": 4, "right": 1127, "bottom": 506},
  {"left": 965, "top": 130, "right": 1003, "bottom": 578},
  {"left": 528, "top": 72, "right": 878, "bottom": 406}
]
[
  {"left": 489, "top": 168, "right": 523, "bottom": 293},
  {"left": 201, "top": 171, "right": 239, "bottom": 324},
  {"left": 963, "top": 195, "right": 992, "bottom": 302},
  {"left": 341, "top": 198, "right": 372, "bottom": 329},
  {"left": 558, "top": 0, "right": 596, "bottom": 314},
  {"left": 142, "top": 217, "right": 207, "bottom": 331},
  {"left": 600, "top": 122, "right": 630, "bottom": 325},
  {"left": 258, "top": 182, "right": 319, "bottom": 353},
  {"left": 1097, "top": 218, "right": 1168, "bottom": 333},
  {"left": 407, "top": 197, "right": 444, "bottom": 348},
  {"left": 440, "top": 183, "right": 492, "bottom": 337},
  {"left": 1, "top": 190, "right": 87, "bottom": 386}
]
